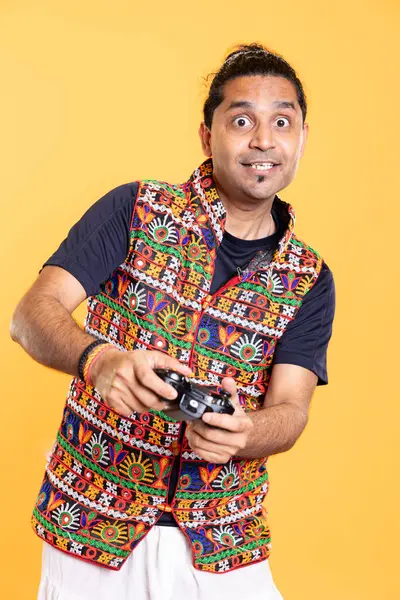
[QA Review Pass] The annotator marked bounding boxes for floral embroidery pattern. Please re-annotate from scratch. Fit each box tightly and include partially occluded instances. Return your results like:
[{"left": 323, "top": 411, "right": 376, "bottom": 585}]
[{"left": 32, "top": 159, "right": 323, "bottom": 572}]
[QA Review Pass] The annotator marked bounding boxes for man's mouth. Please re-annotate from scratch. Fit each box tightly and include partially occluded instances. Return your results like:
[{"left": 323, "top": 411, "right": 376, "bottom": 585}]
[{"left": 242, "top": 162, "right": 280, "bottom": 171}]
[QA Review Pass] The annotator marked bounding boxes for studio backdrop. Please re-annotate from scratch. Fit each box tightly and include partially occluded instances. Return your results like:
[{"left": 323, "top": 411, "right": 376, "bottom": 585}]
[{"left": 1, "top": 1, "right": 399, "bottom": 599}]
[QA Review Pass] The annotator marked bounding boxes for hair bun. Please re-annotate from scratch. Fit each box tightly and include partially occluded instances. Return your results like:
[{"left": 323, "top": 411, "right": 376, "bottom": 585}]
[{"left": 224, "top": 44, "right": 269, "bottom": 65}]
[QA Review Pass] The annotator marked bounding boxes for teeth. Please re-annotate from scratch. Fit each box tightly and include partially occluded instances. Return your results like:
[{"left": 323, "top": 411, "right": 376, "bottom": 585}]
[{"left": 249, "top": 163, "right": 275, "bottom": 170}]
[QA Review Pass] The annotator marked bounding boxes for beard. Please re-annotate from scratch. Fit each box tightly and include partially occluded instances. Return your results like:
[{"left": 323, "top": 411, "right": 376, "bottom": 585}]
[
  {"left": 228, "top": 172, "right": 282, "bottom": 203},
  {"left": 212, "top": 159, "right": 287, "bottom": 204}
]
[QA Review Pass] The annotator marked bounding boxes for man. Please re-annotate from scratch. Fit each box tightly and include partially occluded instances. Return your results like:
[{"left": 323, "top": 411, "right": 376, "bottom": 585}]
[{"left": 11, "top": 43, "right": 335, "bottom": 599}]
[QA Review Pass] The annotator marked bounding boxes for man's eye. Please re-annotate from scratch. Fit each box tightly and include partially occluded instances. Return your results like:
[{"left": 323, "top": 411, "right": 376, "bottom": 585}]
[
  {"left": 275, "top": 117, "right": 290, "bottom": 128},
  {"left": 234, "top": 116, "right": 251, "bottom": 128}
]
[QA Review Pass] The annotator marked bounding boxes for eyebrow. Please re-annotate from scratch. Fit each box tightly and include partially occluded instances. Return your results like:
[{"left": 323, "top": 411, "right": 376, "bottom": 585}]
[
  {"left": 226, "top": 101, "right": 255, "bottom": 112},
  {"left": 226, "top": 100, "right": 297, "bottom": 112},
  {"left": 272, "top": 101, "right": 296, "bottom": 111}
]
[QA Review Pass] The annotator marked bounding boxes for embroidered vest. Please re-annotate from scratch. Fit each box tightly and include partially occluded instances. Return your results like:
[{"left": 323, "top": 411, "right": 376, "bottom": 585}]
[{"left": 32, "top": 159, "right": 323, "bottom": 573}]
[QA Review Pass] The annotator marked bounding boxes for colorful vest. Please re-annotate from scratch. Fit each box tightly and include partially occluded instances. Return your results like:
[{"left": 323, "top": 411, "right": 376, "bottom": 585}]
[{"left": 32, "top": 159, "right": 324, "bottom": 573}]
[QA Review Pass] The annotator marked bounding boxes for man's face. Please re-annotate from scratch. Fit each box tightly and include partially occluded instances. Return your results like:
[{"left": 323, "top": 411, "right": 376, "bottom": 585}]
[{"left": 199, "top": 75, "right": 308, "bottom": 204}]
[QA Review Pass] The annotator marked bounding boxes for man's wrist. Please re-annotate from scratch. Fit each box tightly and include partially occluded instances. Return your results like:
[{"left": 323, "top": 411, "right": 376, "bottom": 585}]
[
  {"left": 88, "top": 345, "right": 121, "bottom": 388},
  {"left": 78, "top": 340, "right": 112, "bottom": 383},
  {"left": 85, "top": 344, "right": 116, "bottom": 386}
]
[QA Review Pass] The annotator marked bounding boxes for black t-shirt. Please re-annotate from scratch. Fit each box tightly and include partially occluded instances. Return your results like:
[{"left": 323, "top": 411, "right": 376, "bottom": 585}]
[
  {"left": 44, "top": 181, "right": 335, "bottom": 385},
  {"left": 43, "top": 182, "right": 335, "bottom": 526}
]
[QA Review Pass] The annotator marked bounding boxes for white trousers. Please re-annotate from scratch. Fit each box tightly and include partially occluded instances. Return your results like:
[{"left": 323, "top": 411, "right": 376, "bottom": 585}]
[{"left": 38, "top": 526, "right": 284, "bottom": 600}]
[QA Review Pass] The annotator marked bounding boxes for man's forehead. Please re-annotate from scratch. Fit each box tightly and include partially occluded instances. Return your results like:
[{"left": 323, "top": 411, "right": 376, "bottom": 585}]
[{"left": 220, "top": 75, "right": 300, "bottom": 111}]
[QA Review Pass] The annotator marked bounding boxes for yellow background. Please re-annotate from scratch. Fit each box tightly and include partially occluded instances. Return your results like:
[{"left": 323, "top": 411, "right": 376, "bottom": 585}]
[{"left": 1, "top": 1, "right": 399, "bottom": 598}]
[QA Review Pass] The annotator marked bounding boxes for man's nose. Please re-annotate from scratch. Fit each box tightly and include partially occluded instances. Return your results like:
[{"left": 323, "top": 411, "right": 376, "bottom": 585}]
[{"left": 249, "top": 123, "right": 275, "bottom": 151}]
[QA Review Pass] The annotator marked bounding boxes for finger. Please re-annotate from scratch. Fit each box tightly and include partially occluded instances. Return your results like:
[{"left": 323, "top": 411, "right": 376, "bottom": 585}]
[
  {"left": 108, "top": 386, "right": 148, "bottom": 412},
  {"left": 186, "top": 428, "right": 235, "bottom": 457},
  {"left": 188, "top": 443, "right": 231, "bottom": 464},
  {"left": 148, "top": 351, "right": 193, "bottom": 377},
  {"left": 221, "top": 376, "right": 237, "bottom": 394},
  {"left": 119, "top": 378, "right": 166, "bottom": 410},
  {"left": 104, "top": 376, "right": 157, "bottom": 410},
  {"left": 196, "top": 451, "right": 231, "bottom": 464},
  {"left": 109, "top": 365, "right": 168, "bottom": 410},
  {"left": 106, "top": 395, "right": 137, "bottom": 418},
  {"left": 107, "top": 374, "right": 134, "bottom": 396},
  {"left": 192, "top": 440, "right": 236, "bottom": 460},
  {"left": 106, "top": 377, "right": 154, "bottom": 413},
  {"left": 201, "top": 412, "right": 250, "bottom": 432},
  {"left": 221, "top": 377, "right": 241, "bottom": 410},
  {"left": 133, "top": 360, "right": 181, "bottom": 400},
  {"left": 191, "top": 420, "right": 240, "bottom": 445},
  {"left": 122, "top": 387, "right": 173, "bottom": 413}
]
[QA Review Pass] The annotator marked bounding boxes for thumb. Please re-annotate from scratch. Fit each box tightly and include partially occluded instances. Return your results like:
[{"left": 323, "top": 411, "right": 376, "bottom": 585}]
[{"left": 221, "top": 377, "right": 243, "bottom": 413}]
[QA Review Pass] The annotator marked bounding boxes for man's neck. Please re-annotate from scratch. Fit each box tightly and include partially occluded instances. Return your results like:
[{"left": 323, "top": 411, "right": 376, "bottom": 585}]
[{"left": 218, "top": 189, "right": 276, "bottom": 240}]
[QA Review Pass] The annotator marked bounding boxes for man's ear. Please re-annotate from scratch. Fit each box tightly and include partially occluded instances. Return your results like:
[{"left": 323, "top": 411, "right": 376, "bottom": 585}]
[
  {"left": 199, "top": 122, "right": 212, "bottom": 157},
  {"left": 300, "top": 122, "right": 309, "bottom": 159}
]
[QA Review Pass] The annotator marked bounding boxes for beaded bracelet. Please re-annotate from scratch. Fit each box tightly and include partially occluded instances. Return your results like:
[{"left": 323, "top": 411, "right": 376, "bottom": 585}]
[{"left": 78, "top": 339, "right": 107, "bottom": 381}]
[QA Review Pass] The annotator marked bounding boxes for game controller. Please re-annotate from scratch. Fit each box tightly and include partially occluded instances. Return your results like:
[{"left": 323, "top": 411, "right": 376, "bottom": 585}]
[{"left": 154, "top": 368, "right": 235, "bottom": 421}]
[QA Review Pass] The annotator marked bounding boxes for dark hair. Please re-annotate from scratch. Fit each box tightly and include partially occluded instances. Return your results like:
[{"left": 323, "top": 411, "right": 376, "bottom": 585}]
[{"left": 203, "top": 43, "right": 307, "bottom": 128}]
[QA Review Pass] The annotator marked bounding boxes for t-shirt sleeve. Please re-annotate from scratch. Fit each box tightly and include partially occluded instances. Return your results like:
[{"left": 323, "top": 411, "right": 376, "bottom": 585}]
[
  {"left": 272, "top": 262, "right": 336, "bottom": 385},
  {"left": 41, "top": 182, "right": 139, "bottom": 297}
]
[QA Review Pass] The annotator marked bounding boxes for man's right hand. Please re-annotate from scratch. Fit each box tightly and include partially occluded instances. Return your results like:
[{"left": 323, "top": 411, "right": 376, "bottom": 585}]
[{"left": 90, "top": 348, "right": 193, "bottom": 417}]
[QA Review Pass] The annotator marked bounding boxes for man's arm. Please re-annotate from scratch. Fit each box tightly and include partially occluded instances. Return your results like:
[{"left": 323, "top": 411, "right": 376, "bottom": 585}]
[
  {"left": 10, "top": 265, "right": 92, "bottom": 376},
  {"left": 234, "top": 363, "right": 317, "bottom": 458},
  {"left": 10, "top": 265, "right": 192, "bottom": 414},
  {"left": 186, "top": 364, "right": 317, "bottom": 463},
  {"left": 10, "top": 182, "right": 139, "bottom": 375},
  {"left": 186, "top": 264, "right": 335, "bottom": 463}
]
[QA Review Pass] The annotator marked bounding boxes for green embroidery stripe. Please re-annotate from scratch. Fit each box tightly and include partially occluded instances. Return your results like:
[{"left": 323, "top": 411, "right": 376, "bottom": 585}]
[
  {"left": 150, "top": 408, "right": 179, "bottom": 422},
  {"left": 141, "top": 180, "right": 186, "bottom": 199},
  {"left": 95, "top": 294, "right": 136, "bottom": 324},
  {"left": 129, "top": 230, "right": 212, "bottom": 279},
  {"left": 306, "top": 245, "right": 321, "bottom": 258},
  {"left": 239, "top": 282, "right": 302, "bottom": 306},
  {"left": 132, "top": 315, "right": 192, "bottom": 349},
  {"left": 197, "top": 537, "right": 271, "bottom": 564},
  {"left": 33, "top": 508, "right": 130, "bottom": 557},
  {"left": 56, "top": 433, "right": 167, "bottom": 496},
  {"left": 176, "top": 471, "right": 268, "bottom": 499},
  {"left": 291, "top": 238, "right": 305, "bottom": 248},
  {"left": 194, "top": 344, "right": 264, "bottom": 374},
  {"left": 96, "top": 295, "right": 192, "bottom": 350}
]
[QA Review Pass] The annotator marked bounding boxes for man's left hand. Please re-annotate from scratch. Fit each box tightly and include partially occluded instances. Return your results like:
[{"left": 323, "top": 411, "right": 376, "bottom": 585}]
[{"left": 185, "top": 377, "right": 253, "bottom": 463}]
